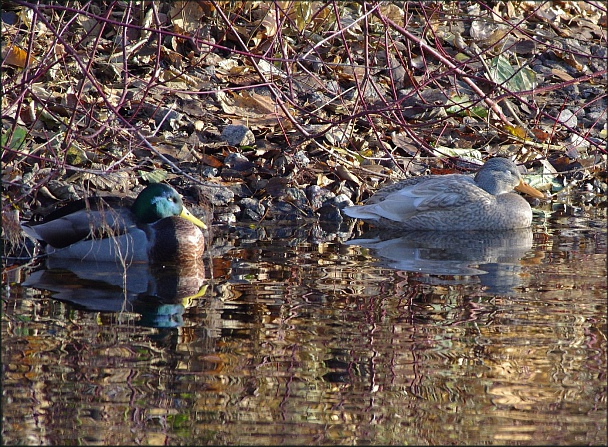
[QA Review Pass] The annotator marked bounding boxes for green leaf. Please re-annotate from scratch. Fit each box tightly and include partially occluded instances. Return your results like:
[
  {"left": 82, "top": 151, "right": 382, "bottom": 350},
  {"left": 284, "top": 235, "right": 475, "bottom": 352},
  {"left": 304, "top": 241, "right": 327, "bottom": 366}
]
[
  {"left": 1, "top": 126, "right": 27, "bottom": 151},
  {"left": 138, "top": 169, "right": 168, "bottom": 183},
  {"left": 446, "top": 95, "right": 488, "bottom": 118},
  {"left": 524, "top": 161, "right": 562, "bottom": 192},
  {"left": 66, "top": 144, "right": 90, "bottom": 166},
  {"left": 468, "top": 106, "right": 488, "bottom": 118},
  {"left": 488, "top": 54, "right": 536, "bottom": 92}
]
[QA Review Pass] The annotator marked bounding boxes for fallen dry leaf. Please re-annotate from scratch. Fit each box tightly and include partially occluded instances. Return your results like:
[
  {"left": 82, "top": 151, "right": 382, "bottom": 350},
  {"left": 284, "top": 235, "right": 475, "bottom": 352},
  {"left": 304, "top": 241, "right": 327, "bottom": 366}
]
[{"left": 2, "top": 44, "right": 31, "bottom": 68}]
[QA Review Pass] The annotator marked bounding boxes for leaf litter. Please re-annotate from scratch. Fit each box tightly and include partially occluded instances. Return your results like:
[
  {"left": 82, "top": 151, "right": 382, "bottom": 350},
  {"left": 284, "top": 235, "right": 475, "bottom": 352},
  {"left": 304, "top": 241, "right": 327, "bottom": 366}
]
[{"left": 1, "top": 1, "right": 606, "bottom": 262}]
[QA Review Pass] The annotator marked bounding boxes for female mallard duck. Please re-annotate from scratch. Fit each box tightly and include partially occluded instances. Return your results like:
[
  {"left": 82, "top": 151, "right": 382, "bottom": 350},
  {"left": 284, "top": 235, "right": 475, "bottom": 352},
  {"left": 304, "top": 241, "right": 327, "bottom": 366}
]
[
  {"left": 22, "top": 183, "right": 207, "bottom": 263},
  {"left": 343, "top": 157, "right": 544, "bottom": 231}
]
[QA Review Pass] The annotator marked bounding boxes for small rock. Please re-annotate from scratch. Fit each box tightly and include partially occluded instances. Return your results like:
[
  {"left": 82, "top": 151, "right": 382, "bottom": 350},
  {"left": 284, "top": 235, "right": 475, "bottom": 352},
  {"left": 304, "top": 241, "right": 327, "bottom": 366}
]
[
  {"left": 215, "top": 203, "right": 241, "bottom": 215},
  {"left": 557, "top": 109, "right": 577, "bottom": 128},
  {"left": 46, "top": 181, "right": 80, "bottom": 201},
  {"left": 317, "top": 195, "right": 353, "bottom": 224},
  {"left": 239, "top": 198, "right": 265, "bottom": 221},
  {"left": 223, "top": 152, "right": 253, "bottom": 169},
  {"left": 584, "top": 111, "right": 607, "bottom": 127},
  {"left": 328, "top": 193, "right": 354, "bottom": 209},
  {"left": 329, "top": 182, "right": 357, "bottom": 200},
  {"left": 221, "top": 125, "right": 255, "bottom": 146},
  {"left": 293, "top": 150, "right": 310, "bottom": 167},
  {"left": 282, "top": 187, "right": 309, "bottom": 207},
  {"left": 222, "top": 152, "right": 255, "bottom": 178},
  {"left": 317, "top": 203, "right": 343, "bottom": 223},
  {"left": 247, "top": 176, "right": 268, "bottom": 192},
  {"left": 580, "top": 87, "right": 604, "bottom": 100},
  {"left": 273, "top": 154, "right": 292, "bottom": 174},
  {"left": 590, "top": 45, "right": 607, "bottom": 72},
  {"left": 191, "top": 184, "right": 234, "bottom": 206},
  {"left": 531, "top": 63, "right": 552, "bottom": 75},
  {"left": 265, "top": 177, "right": 290, "bottom": 197},
  {"left": 201, "top": 167, "right": 218, "bottom": 178},
  {"left": 267, "top": 201, "right": 301, "bottom": 222},
  {"left": 306, "top": 185, "right": 335, "bottom": 210},
  {"left": 227, "top": 182, "right": 253, "bottom": 199}
]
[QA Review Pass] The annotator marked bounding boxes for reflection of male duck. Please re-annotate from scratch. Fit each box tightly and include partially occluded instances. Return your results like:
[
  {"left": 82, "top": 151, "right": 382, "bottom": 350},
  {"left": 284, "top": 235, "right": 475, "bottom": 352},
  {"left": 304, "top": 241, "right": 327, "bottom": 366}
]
[
  {"left": 345, "top": 228, "right": 534, "bottom": 293},
  {"left": 23, "top": 259, "right": 206, "bottom": 327},
  {"left": 344, "top": 158, "right": 544, "bottom": 230}
]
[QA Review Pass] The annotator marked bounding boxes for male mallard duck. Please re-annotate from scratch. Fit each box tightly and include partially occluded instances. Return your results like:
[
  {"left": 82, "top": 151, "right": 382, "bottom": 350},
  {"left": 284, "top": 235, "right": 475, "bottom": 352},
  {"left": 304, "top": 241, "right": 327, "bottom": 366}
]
[
  {"left": 343, "top": 157, "right": 544, "bottom": 231},
  {"left": 22, "top": 183, "right": 207, "bottom": 263}
]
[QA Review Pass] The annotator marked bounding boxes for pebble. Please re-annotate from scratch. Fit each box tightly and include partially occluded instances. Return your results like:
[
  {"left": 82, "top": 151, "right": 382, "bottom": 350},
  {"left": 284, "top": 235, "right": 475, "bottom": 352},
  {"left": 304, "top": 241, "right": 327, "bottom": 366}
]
[
  {"left": 293, "top": 151, "right": 311, "bottom": 167},
  {"left": 227, "top": 183, "right": 254, "bottom": 199},
  {"left": 282, "top": 187, "right": 309, "bottom": 207},
  {"left": 557, "top": 109, "right": 577, "bottom": 127},
  {"left": 317, "top": 203, "right": 343, "bottom": 223},
  {"left": 267, "top": 201, "right": 303, "bottom": 222},
  {"left": 201, "top": 167, "right": 218, "bottom": 178},
  {"left": 221, "top": 125, "right": 255, "bottom": 146},
  {"left": 239, "top": 198, "right": 266, "bottom": 221},
  {"left": 215, "top": 211, "right": 237, "bottom": 225},
  {"left": 192, "top": 184, "right": 234, "bottom": 206},
  {"left": 306, "top": 185, "right": 335, "bottom": 210},
  {"left": 223, "top": 152, "right": 253, "bottom": 170},
  {"left": 330, "top": 193, "right": 354, "bottom": 209}
]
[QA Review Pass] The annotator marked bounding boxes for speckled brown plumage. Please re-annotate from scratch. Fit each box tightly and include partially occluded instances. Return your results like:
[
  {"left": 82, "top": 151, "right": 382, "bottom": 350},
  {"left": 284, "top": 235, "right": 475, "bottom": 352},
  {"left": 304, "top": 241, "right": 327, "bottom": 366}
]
[{"left": 343, "top": 158, "right": 544, "bottom": 231}]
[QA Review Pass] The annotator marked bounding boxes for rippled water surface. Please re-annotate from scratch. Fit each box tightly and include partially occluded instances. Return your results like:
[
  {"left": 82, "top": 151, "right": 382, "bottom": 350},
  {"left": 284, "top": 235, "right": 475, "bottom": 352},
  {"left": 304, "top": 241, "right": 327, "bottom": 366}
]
[{"left": 2, "top": 202, "right": 606, "bottom": 445}]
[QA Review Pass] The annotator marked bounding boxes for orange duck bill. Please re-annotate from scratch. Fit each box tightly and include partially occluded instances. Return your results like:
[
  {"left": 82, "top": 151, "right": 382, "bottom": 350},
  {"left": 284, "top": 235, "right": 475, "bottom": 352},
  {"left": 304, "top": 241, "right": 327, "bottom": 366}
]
[{"left": 514, "top": 180, "right": 545, "bottom": 199}]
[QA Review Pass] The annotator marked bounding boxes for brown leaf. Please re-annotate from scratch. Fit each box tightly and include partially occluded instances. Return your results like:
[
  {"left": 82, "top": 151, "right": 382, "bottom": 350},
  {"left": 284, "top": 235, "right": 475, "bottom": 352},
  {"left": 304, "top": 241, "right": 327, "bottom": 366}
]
[
  {"left": 531, "top": 128, "right": 551, "bottom": 142},
  {"left": 260, "top": 9, "right": 278, "bottom": 38},
  {"left": 217, "top": 90, "right": 292, "bottom": 130},
  {"left": 2, "top": 44, "right": 30, "bottom": 68},
  {"left": 391, "top": 132, "right": 419, "bottom": 156},
  {"left": 550, "top": 68, "right": 574, "bottom": 82},
  {"left": 200, "top": 154, "right": 224, "bottom": 168},
  {"left": 554, "top": 50, "right": 585, "bottom": 71},
  {"left": 335, "top": 164, "right": 360, "bottom": 185},
  {"left": 169, "top": 1, "right": 207, "bottom": 34},
  {"left": 218, "top": 90, "right": 276, "bottom": 118}
]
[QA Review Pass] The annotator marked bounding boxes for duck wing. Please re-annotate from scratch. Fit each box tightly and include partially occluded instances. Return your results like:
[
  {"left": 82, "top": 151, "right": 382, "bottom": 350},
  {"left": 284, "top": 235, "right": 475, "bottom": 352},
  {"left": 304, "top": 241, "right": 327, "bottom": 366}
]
[
  {"left": 22, "top": 196, "right": 137, "bottom": 248},
  {"left": 346, "top": 175, "right": 493, "bottom": 222}
]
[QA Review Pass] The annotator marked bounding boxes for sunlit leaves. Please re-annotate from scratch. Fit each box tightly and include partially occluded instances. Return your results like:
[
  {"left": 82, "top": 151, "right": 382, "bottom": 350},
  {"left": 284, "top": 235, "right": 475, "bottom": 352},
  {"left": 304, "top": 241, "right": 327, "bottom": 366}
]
[
  {"left": 1, "top": 126, "right": 27, "bottom": 152},
  {"left": 488, "top": 54, "right": 537, "bottom": 92}
]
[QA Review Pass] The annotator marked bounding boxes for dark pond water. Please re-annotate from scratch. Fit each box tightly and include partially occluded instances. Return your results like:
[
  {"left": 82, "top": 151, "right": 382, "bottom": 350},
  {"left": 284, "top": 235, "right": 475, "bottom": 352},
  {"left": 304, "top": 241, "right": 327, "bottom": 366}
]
[{"left": 2, "top": 200, "right": 606, "bottom": 445}]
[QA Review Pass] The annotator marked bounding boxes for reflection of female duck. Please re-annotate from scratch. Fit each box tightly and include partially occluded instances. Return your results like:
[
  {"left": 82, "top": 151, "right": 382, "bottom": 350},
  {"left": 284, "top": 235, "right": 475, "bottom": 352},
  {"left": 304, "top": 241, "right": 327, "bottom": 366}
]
[
  {"left": 346, "top": 228, "right": 533, "bottom": 273},
  {"left": 346, "top": 228, "right": 534, "bottom": 293},
  {"left": 343, "top": 158, "right": 544, "bottom": 230},
  {"left": 22, "top": 183, "right": 207, "bottom": 263}
]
